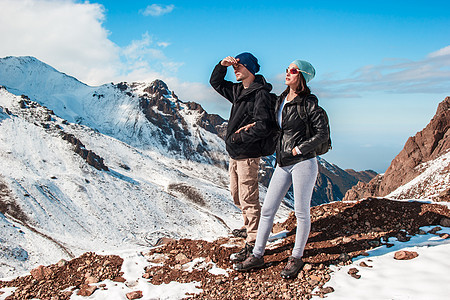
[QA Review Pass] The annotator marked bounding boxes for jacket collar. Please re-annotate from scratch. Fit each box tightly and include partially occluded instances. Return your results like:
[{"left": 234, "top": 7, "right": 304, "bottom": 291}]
[{"left": 236, "top": 75, "right": 272, "bottom": 101}]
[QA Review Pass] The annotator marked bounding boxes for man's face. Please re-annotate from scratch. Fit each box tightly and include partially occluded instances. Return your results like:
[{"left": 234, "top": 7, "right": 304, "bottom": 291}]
[{"left": 233, "top": 63, "right": 252, "bottom": 82}]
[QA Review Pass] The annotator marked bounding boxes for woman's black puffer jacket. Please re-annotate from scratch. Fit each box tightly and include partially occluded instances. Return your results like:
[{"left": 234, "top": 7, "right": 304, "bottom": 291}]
[{"left": 275, "top": 93, "right": 329, "bottom": 167}]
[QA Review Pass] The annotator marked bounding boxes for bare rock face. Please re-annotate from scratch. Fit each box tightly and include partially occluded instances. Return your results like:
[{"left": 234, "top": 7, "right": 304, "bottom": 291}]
[
  {"left": 344, "top": 97, "right": 450, "bottom": 201},
  {"left": 137, "top": 80, "right": 228, "bottom": 165}
]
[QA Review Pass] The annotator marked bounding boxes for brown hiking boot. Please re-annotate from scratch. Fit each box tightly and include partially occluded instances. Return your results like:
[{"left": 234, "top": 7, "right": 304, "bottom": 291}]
[
  {"left": 231, "top": 228, "right": 247, "bottom": 238},
  {"left": 233, "top": 254, "right": 265, "bottom": 271},
  {"left": 229, "top": 242, "right": 254, "bottom": 263},
  {"left": 280, "top": 256, "right": 304, "bottom": 279}
]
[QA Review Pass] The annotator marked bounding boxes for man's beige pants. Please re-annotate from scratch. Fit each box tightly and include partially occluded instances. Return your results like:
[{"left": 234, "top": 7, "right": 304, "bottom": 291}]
[{"left": 229, "top": 157, "right": 261, "bottom": 244}]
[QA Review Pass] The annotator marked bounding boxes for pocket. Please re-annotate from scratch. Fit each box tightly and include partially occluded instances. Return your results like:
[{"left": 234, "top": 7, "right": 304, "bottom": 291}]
[{"left": 282, "top": 139, "right": 294, "bottom": 157}]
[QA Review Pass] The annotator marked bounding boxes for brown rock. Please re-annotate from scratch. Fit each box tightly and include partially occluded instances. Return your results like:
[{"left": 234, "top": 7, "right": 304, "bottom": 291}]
[
  {"left": 348, "top": 268, "right": 361, "bottom": 279},
  {"left": 394, "top": 250, "right": 419, "bottom": 260},
  {"left": 155, "top": 237, "right": 175, "bottom": 246},
  {"left": 342, "top": 236, "right": 353, "bottom": 243},
  {"left": 146, "top": 253, "right": 167, "bottom": 264},
  {"left": 30, "top": 265, "right": 53, "bottom": 281},
  {"left": 85, "top": 276, "right": 99, "bottom": 284},
  {"left": 126, "top": 290, "right": 143, "bottom": 299},
  {"left": 113, "top": 276, "right": 126, "bottom": 282},
  {"left": 303, "top": 264, "right": 313, "bottom": 271},
  {"left": 175, "top": 253, "right": 190, "bottom": 264},
  {"left": 77, "top": 284, "right": 97, "bottom": 296},
  {"left": 359, "top": 261, "right": 372, "bottom": 268},
  {"left": 321, "top": 286, "right": 335, "bottom": 294},
  {"left": 440, "top": 217, "right": 450, "bottom": 227},
  {"left": 429, "top": 227, "right": 442, "bottom": 234},
  {"left": 57, "top": 259, "right": 68, "bottom": 267}
]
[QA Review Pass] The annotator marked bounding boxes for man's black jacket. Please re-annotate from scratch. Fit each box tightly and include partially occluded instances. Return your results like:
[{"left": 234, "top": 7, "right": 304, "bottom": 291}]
[{"left": 210, "top": 63, "right": 276, "bottom": 159}]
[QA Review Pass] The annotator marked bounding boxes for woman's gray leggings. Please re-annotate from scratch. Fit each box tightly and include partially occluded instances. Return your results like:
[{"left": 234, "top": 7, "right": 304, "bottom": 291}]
[{"left": 253, "top": 157, "right": 318, "bottom": 259}]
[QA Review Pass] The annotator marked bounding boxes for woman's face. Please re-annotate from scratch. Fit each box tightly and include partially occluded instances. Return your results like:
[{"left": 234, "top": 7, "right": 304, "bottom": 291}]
[{"left": 285, "top": 63, "right": 301, "bottom": 89}]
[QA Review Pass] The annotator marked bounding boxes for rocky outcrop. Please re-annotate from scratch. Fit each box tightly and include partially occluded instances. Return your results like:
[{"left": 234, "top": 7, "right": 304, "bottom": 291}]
[
  {"left": 185, "top": 101, "right": 227, "bottom": 138},
  {"left": 137, "top": 80, "right": 228, "bottom": 164},
  {"left": 0, "top": 252, "right": 123, "bottom": 300},
  {"left": 344, "top": 96, "right": 450, "bottom": 201},
  {"left": 60, "top": 132, "right": 109, "bottom": 171},
  {"left": 0, "top": 177, "right": 28, "bottom": 223}
]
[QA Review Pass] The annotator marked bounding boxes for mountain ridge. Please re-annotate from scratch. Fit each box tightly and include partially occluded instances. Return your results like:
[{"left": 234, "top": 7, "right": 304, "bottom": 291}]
[{"left": 344, "top": 96, "right": 450, "bottom": 201}]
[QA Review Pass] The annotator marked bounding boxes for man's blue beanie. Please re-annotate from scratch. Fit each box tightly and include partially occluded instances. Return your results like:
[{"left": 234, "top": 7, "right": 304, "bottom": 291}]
[{"left": 235, "top": 52, "right": 260, "bottom": 75}]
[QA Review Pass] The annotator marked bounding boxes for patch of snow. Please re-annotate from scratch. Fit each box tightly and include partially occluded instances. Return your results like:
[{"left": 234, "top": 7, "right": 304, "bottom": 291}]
[{"left": 317, "top": 225, "right": 450, "bottom": 300}]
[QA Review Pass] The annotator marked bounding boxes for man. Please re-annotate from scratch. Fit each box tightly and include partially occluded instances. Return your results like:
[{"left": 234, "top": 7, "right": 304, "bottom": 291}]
[{"left": 210, "top": 52, "right": 275, "bottom": 262}]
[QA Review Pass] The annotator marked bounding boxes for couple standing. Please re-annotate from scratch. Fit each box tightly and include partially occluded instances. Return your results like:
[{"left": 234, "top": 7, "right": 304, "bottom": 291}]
[{"left": 210, "top": 52, "right": 329, "bottom": 279}]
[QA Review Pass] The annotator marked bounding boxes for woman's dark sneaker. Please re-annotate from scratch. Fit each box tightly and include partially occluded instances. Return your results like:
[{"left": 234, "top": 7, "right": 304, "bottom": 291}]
[
  {"left": 230, "top": 242, "right": 254, "bottom": 262},
  {"left": 233, "top": 254, "right": 264, "bottom": 271},
  {"left": 280, "top": 256, "right": 304, "bottom": 279},
  {"left": 232, "top": 228, "right": 247, "bottom": 238}
]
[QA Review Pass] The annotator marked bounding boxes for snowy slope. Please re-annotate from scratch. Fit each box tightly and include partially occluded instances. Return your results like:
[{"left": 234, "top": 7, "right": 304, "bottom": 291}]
[
  {"left": 0, "top": 57, "right": 292, "bottom": 278},
  {"left": 320, "top": 223, "right": 450, "bottom": 300},
  {"left": 0, "top": 56, "right": 227, "bottom": 163},
  {"left": 387, "top": 150, "right": 450, "bottom": 201},
  {"left": 0, "top": 87, "right": 241, "bottom": 277}
]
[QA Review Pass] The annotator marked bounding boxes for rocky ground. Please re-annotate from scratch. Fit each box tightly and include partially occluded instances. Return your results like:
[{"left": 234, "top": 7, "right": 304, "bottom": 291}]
[{"left": 1, "top": 197, "right": 450, "bottom": 300}]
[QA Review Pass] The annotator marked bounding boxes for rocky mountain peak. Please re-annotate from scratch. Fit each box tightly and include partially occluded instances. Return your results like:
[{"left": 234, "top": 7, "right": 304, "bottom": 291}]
[
  {"left": 143, "top": 79, "right": 170, "bottom": 99},
  {"left": 344, "top": 96, "right": 450, "bottom": 201}
]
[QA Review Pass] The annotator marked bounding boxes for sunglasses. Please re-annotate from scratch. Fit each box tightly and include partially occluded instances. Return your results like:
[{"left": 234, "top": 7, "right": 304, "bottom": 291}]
[{"left": 286, "top": 68, "right": 312, "bottom": 75}]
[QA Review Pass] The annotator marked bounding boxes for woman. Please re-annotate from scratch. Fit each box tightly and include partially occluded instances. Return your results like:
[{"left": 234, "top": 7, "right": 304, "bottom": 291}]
[{"left": 233, "top": 59, "right": 329, "bottom": 279}]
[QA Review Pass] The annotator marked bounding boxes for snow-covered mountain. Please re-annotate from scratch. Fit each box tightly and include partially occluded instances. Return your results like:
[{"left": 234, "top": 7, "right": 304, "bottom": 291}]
[
  {"left": 0, "top": 56, "right": 291, "bottom": 278},
  {"left": 0, "top": 56, "right": 228, "bottom": 164}
]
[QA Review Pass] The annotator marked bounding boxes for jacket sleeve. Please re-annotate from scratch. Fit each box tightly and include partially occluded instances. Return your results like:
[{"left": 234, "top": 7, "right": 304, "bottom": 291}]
[
  {"left": 209, "top": 62, "right": 235, "bottom": 103},
  {"left": 297, "top": 98, "right": 329, "bottom": 155},
  {"left": 233, "top": 90, "right": 276, "bottom": 143}
]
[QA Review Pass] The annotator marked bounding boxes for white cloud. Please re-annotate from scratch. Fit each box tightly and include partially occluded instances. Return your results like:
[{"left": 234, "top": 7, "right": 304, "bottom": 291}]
[
  {"left": 0, "top": 0, "right": 227, "bottom": 117},
  {"left": 122, "top": 33, "right": 165, "bottom": 61},
  {"left": 157, "top": 42, "right": 171, "bottom": 48},
  {"left": 314, "top": 45, "right": 450, "bottom": 99},
  {"left": 0, "top": 0, "right": 122, "bottom": 85},
  {"left": 428, "top": 45, "right": 450, "bottom": 58},
  {"left": 0, "top": 0, "right": 184, "bottom": 87},
  {"left": 141, "top": 4, "right": 175, "bottom": 17}
]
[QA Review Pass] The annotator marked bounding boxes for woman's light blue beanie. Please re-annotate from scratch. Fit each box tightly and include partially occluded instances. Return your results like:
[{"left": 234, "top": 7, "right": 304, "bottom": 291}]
[{"left": 291, "top": 60, "right": 315, "bottom": 83}]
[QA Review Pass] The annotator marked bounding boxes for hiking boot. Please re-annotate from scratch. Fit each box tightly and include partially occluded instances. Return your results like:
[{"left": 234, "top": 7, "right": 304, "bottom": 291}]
[
  {"left": 230, "top": 242, "right": 254, "bottom": 263},
  {"left": 232, "top": 228, "right": 247, "bottom": 238},
  {"left": 233, "top": 255, "right": 264, "bottom": 272},
  {"left": 280, "top": 256, "right": 304, "bottom": 279}
]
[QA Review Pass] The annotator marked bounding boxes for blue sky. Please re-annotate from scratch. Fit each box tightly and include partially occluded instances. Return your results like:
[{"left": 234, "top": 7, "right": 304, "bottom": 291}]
[{"left": 1, "top": 0, "right": 449, "bottom": 172}]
